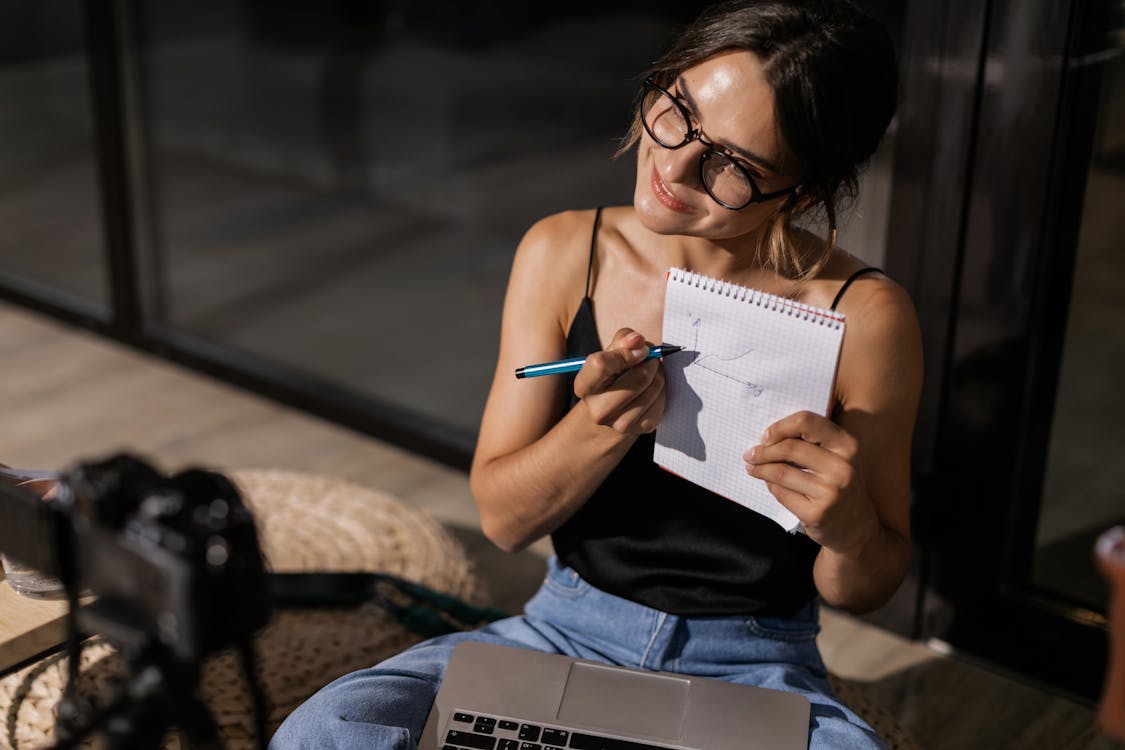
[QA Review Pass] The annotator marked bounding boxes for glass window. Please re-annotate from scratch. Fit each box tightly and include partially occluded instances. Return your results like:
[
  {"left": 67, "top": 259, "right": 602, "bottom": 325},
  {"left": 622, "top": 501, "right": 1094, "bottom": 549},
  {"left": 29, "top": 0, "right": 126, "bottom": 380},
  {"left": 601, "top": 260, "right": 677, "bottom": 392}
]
[
  {"left": 0, "top": 1, "right": 108, "bottom": 307},
  {"left": 1035, "top": 52, "right": 1125, "bottom": 610},
  {"left": 133, "top": 1, "right": 696, "bottom": 438}
]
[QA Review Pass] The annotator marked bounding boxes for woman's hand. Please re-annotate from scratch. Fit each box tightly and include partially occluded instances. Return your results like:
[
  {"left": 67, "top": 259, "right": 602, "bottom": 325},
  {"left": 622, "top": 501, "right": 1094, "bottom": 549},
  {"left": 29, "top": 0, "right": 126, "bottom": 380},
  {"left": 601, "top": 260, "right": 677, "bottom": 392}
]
[
  {"left": 573, "top": 328, "right": 666, "bottom": 435},
  {"left": 743, "top": 410, "right": 881, "bottom": 555}
]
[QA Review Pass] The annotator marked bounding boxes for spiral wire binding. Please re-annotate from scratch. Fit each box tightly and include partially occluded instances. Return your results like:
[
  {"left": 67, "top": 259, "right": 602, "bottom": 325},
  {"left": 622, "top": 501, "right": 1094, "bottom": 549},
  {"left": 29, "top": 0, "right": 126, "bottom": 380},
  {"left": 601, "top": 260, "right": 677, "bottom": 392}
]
[{"left": 668, "top": 268, "right": 845, "bottom": 329}]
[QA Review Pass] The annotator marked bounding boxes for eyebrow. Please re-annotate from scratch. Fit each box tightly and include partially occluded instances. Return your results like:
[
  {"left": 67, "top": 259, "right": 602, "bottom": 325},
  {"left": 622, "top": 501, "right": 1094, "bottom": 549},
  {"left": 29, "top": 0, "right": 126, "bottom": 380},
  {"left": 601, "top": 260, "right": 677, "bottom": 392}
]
[{"left": 676, "top": 75, "right": 782, "bottom": 174}]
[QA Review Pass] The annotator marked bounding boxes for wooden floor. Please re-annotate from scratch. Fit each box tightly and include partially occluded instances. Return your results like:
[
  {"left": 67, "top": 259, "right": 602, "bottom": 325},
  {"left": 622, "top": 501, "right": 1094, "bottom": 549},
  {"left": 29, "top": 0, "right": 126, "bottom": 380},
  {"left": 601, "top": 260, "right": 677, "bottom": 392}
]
[{"left": 0, "top": 301, "right": 1118, "bottom": 750}]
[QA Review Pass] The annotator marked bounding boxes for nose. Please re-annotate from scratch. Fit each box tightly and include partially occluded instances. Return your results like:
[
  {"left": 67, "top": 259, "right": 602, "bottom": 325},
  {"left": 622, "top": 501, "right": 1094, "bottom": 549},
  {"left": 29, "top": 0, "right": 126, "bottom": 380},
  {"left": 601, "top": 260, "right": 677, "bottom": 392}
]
[{"left": 656, "top": 138, "right": 706, "bottom": 187}]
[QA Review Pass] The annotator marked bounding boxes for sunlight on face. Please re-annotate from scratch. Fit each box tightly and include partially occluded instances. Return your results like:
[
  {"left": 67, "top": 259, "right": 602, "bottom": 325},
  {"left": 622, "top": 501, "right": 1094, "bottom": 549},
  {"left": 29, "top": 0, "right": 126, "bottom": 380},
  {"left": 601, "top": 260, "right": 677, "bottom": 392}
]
[{"left": 634, "top": 50, "right": 797, "bottom": 242}]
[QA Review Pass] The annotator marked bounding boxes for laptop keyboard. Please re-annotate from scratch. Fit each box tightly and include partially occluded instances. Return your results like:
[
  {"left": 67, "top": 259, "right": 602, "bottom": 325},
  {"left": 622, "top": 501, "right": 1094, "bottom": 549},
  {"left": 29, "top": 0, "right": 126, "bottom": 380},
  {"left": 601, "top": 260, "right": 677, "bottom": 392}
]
[{"left": 442, "top": 709, "right": 677, "bottom": 750}]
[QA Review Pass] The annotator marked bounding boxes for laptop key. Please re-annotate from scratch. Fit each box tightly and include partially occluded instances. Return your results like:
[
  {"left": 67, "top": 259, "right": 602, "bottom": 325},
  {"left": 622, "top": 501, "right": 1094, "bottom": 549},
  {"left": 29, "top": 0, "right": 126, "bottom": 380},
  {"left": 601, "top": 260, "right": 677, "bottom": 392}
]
[
  {"left": 454, "top": 713, "right": 474, "bottom": 723},
  {"left": 541, "top": 729, "right": 568, "bottom": 745},
  {"left": 499, "top": 720, "right": 519, "bottom": 731},
  {"left": 497, "top": 741, "right": 520, "bottom": 750},
  {"left": 568, "top": 732, "right": 669, "bottom": 750},
  {"left": 444, "top": 729, "right": 497, "bottom": 749},
  {"left": 519, "top": 725, "right": 541, "bottom": 742},
  {"left": 519, "top": 744, "right": 542, "bottom": 750},
  {"left": 475, "top": 723, "right": 496, "bottom": 735}
]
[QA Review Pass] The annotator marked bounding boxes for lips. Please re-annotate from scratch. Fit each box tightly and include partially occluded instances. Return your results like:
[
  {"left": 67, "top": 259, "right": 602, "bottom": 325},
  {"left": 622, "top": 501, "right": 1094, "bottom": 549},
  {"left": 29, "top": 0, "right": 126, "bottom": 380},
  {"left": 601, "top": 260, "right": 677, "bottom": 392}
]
[{"left": 650, "top": 166, "right": 692, "bottom": 213}]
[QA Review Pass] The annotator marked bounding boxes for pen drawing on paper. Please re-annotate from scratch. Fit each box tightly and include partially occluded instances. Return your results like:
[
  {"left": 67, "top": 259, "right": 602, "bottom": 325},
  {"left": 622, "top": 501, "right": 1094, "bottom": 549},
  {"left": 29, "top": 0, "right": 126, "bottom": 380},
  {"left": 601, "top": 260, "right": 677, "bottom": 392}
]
[{"left": 685, "top": 318, "right": 766, "bottom": 397}]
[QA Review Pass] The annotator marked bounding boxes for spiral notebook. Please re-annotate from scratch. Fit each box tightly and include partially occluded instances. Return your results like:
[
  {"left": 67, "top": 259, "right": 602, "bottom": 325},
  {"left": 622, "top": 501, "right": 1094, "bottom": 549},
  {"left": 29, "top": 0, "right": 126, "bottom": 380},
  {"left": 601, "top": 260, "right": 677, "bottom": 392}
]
[{"left": 654, "top": 268, "right": 846, "bottom": 532}]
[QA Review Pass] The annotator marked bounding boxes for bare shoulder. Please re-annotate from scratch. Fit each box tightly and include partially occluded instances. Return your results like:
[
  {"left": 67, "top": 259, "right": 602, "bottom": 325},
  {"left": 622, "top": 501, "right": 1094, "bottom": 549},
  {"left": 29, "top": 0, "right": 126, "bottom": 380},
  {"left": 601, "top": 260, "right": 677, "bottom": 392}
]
[
  {"left": 835, "top": 270, "right": 919, "bottom": 347},
  {"left": 807, "top": 245, "right": 917, "bottom": 339},
  {"left": 517, "top": 209, "right": 598, "bottom": 263},
  {"left": 832, "top": 267, "right": 923, "bottom": 410},
  {"left": 506, "top": 208, "right": 602, "bottom": 336}
]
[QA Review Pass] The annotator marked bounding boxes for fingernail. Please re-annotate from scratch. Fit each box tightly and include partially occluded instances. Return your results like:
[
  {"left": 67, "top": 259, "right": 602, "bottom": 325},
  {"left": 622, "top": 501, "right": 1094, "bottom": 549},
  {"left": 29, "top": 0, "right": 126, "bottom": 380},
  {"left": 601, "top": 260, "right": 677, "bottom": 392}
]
[
  {"left": 631, "top": 346, "right": 649, "bottom": 359},
  {"left": 760, "top": 429, "right": 770, "bottom": 443}
]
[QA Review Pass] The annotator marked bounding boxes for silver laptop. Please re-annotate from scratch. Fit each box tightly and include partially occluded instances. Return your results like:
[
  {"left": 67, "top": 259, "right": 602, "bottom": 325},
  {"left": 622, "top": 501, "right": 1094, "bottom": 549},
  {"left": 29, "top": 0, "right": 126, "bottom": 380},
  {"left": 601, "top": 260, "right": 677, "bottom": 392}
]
[{"left": 419, "top": 641, "right": 810, "bottom": 750}]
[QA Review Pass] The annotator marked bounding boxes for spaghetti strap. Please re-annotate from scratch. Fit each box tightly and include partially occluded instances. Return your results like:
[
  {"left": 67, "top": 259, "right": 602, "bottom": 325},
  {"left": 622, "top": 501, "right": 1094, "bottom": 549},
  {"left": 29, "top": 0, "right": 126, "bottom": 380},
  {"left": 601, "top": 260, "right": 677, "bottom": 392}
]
[
  {"left": 830, "top": 266, "right": 882, "bottom": 311},
  {"left": 585, "top": 207, "right": 602, "bottom": 300}
]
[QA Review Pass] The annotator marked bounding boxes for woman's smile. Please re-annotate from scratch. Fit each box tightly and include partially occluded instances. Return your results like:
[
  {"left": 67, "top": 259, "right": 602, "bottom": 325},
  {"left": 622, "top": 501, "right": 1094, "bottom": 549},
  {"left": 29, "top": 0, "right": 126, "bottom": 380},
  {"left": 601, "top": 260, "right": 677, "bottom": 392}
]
[{"left": 650, "top": 165, "right": 693, "bottom": 213}]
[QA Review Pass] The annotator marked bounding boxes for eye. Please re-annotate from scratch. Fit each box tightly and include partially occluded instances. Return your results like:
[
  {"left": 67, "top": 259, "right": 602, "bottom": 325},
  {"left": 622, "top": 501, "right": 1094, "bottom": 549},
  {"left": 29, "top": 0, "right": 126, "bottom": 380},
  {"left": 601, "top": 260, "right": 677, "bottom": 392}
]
[
  {"left": 714, "top": 149, "right": 762, "bottom": 182},
  {"left": 725, "top": 151, "right": 758, "bottom": 176},
  {"left": 671, "top": 89, "right": 765, "bottom": 179},
  {"left": 669, "top": 91, "right": 697, "bottom": 123}
]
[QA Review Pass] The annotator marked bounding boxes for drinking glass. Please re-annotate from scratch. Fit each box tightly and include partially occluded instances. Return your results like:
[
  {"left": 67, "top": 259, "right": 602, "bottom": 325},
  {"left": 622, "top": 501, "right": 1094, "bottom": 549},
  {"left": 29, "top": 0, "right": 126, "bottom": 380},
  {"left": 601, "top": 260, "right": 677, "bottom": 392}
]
[{"left": 1, "top": 553, "right": 64, "bottom": 599}]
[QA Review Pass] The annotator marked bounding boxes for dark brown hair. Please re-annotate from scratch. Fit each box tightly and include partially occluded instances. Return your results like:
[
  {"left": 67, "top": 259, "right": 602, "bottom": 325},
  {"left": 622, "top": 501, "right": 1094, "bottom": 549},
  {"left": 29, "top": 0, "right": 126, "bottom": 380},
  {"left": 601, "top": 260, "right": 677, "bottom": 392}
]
[{"left": 622, "top": 0, "right": 898, "bottom": 278}]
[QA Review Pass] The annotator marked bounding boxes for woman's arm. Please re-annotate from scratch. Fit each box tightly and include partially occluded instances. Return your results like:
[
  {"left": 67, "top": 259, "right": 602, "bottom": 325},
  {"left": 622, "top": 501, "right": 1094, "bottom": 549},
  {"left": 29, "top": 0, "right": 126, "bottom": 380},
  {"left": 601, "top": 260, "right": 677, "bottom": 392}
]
[
  {"left": 470, "top": 213, "right": 666, "bottom": 553},
  {"left": 744, "top": 277, "right": 922, "bottom": 612}
]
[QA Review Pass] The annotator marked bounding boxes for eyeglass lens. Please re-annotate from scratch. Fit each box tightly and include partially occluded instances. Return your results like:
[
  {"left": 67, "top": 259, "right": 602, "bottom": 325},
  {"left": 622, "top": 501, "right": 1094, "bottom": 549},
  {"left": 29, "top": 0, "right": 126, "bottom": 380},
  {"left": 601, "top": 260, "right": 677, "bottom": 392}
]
[{"left": 641, "top": 87, "right": 755, "bottom": 209}]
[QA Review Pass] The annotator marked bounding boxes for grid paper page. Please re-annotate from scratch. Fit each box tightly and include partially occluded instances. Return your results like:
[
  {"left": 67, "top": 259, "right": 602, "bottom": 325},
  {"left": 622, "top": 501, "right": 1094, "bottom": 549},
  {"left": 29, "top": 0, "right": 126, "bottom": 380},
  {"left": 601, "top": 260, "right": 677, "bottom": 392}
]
[{"left": 654, "top": 268, "right": 845, "bottom": 531}]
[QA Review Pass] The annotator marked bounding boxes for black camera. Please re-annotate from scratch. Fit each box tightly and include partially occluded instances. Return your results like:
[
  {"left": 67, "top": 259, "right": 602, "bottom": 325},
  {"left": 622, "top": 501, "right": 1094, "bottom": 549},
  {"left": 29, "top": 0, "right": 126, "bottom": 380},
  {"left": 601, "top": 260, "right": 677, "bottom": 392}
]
[{"left": 0, "top": 453, "right": 271, "bottom": 749}]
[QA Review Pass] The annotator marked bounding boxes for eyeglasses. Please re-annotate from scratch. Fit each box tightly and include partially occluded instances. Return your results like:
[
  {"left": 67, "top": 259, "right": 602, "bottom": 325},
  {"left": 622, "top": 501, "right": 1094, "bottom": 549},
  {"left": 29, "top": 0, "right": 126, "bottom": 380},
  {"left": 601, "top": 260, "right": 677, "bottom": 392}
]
[{"left": 639, "top": 76, "right": 798, "bottom": 210}]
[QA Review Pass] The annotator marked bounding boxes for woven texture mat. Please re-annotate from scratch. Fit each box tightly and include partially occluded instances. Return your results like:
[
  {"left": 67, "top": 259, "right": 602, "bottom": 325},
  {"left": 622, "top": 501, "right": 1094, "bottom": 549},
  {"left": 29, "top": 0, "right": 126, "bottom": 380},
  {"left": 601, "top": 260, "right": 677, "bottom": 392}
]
[
  {"left": 828, "top": 673, "right": 921, "bottom": 750},
  {"left": 0, "top": 470, "right": 919, "bottom": 750},
  {"left": 0, "top": 469, "right": 484, "bottom": 749}
]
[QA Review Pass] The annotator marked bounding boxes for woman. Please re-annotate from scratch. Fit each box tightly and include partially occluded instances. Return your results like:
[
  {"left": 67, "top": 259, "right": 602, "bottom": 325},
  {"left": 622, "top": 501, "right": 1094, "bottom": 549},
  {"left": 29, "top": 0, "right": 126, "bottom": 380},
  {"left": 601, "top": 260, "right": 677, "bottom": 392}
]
[{"left": 272, "top": 1, "right": 921, "bottom": 747}]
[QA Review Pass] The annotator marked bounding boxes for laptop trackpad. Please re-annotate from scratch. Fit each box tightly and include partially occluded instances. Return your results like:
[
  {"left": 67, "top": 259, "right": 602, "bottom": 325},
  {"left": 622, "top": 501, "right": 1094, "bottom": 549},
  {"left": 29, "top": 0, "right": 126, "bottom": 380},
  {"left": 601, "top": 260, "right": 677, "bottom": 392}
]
[{"left": 556, "top": 662, "right": 689, "bottom": 740}]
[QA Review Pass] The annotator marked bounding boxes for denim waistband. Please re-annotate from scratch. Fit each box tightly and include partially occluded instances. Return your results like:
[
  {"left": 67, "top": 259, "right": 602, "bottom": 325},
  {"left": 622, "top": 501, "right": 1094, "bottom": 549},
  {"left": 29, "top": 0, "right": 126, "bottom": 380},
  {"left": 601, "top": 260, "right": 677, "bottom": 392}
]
[{"left": 521, "top": 556, "right": 822, "bottom": 676}]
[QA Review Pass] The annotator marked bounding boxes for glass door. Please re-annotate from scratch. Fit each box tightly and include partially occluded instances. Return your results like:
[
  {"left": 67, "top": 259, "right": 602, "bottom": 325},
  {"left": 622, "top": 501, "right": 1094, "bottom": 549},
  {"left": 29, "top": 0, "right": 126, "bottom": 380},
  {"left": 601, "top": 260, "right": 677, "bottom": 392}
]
[
  {"left": 1033, "top": 48, "right": 1125, "bottom": 618},
  {"left": 127, "top": 0, "right": 698, "bottom": 453},
  {"left": 0, "top": 0, "right": 109, "bottom": 315},
  {"left": 904, "top": 0, "right": 1124, "bottom": 700}
]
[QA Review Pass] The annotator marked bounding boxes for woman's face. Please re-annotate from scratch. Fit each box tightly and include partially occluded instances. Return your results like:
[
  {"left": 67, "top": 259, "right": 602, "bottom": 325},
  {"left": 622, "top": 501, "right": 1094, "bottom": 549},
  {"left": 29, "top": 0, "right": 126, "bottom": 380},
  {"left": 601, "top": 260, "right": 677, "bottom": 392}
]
[{"left": 633, "top": 50, "right": 800, "bottom": 241}]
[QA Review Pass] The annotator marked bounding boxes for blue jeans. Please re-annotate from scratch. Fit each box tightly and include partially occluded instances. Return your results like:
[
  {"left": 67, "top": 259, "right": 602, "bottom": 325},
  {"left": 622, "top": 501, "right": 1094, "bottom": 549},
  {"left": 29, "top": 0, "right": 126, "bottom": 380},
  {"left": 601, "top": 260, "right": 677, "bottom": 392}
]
[{"left": 270, "top": 557, "right": 885, "bottom": 749}]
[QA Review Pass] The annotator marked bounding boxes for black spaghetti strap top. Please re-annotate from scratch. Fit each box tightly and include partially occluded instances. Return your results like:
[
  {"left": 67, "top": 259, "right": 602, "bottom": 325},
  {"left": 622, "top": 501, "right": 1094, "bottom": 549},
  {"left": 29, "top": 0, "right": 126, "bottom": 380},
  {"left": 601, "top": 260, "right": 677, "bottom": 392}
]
[
  {"left": 550, "top": 208, "right": 878, "bottom": 616},
  {"left": 831, "top": 266, "right": 883, "bottom": 309}
]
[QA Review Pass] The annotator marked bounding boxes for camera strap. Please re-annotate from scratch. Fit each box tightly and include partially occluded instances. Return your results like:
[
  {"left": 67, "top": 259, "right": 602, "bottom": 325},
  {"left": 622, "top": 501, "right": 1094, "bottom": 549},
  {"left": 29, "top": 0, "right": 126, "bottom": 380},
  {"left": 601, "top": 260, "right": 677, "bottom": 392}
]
[{"left": 267, "top": 572, "right": 509, "bottom": 638}]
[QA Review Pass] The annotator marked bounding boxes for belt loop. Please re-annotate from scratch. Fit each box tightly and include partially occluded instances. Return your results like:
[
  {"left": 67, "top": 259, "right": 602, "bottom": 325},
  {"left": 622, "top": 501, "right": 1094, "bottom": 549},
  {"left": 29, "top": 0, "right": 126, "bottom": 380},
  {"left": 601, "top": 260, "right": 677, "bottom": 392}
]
[{"left": 639, "top": 612, "right": 670, "bottom": 670}]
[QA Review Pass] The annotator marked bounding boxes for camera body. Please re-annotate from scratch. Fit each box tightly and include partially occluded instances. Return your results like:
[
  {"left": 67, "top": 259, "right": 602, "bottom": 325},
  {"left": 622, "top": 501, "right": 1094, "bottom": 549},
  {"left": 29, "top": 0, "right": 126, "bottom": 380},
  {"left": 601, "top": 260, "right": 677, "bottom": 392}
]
[{"left": 0, "top": 453, "right": 270, "bottom": 664}]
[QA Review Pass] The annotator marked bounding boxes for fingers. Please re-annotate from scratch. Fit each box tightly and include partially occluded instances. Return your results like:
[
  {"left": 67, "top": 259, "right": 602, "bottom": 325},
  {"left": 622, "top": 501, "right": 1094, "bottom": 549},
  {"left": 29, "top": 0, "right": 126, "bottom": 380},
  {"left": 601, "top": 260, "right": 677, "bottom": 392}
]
[
  {"left": 582, "top": 359, "right": 664, "bottom": 432},
  {"left": 744, "top": 412, "right": 882, "bottom": 553},
  {"left": 575, "top": 328, "right": 667, "bottom": 434},
  {"left": 743, "top": 411, "right": 857, "bottom": 504},
  {"left": 746, "top": 457, "right": 825, "bottom": 498},
  {"left": 745, "top": 436, "right": 855, "bottom": 493},
  {"left": 574, "top": 329, "right": 651, "bottom": 396},
  {"left": 757, "top": 411, "right": 858, "bottom": 461},
  {"left": 610, "top": 364, "right": 666, "bottom": 433}
]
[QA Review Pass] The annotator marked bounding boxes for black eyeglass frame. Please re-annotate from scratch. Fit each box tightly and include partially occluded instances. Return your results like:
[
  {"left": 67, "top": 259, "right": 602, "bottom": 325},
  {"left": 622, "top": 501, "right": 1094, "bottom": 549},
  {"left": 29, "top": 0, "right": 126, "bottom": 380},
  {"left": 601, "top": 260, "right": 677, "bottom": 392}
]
[{"left": 640, "top": 76, "right": 799, "bottom": 210}]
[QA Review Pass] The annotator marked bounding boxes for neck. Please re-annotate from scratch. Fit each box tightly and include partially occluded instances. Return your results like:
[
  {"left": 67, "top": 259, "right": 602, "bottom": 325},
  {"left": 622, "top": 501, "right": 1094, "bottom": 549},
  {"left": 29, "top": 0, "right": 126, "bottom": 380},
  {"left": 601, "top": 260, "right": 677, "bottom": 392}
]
[{"left": 673, "top": 228, "right": 775, "bottom": 280}]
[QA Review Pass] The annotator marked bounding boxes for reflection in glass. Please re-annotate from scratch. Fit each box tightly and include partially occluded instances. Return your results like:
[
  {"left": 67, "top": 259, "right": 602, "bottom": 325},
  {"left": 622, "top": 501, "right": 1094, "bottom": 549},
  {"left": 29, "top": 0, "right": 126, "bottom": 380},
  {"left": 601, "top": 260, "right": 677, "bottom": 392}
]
[
  {"left": 0, "top": 1, "right": 108, "bottom": 307},
  {"left": 1035, "top": 54, "right": 1125, "bottom": 610},
  {"left": 134, "top": 2, "right": 697, "bottom": 436},
  {"left": 132, "top": 1, "right": 902, "bottom": 441}
]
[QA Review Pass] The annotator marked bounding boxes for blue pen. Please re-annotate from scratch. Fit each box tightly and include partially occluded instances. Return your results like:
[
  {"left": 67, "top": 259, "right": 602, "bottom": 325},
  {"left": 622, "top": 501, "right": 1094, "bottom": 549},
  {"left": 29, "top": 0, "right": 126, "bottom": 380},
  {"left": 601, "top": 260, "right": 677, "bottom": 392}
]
[{"left": 514, "top": 344, "right": 684, "bottom": 379}]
